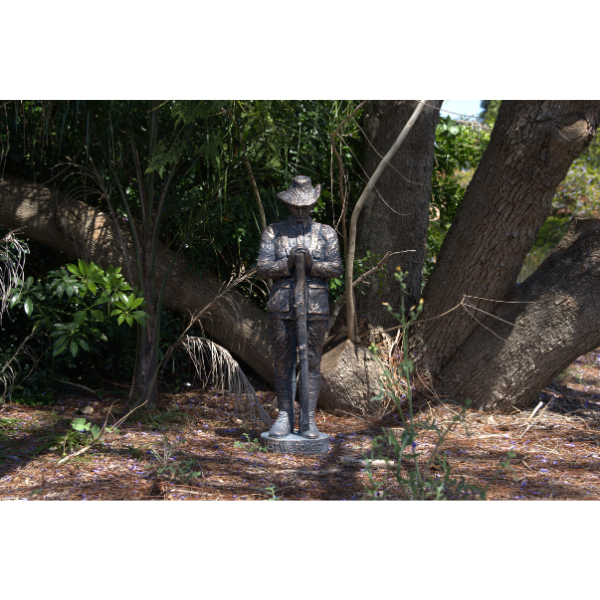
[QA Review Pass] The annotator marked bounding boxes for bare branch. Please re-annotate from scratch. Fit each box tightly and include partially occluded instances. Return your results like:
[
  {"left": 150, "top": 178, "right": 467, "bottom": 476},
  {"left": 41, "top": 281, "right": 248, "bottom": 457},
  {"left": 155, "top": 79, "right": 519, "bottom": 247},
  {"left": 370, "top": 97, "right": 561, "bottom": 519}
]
[
  {"left": 54, "top": 379, "right": 100, "bottom": 397},
  {"left": 57, "top": 398, "right": 148, "bottom": 466}
]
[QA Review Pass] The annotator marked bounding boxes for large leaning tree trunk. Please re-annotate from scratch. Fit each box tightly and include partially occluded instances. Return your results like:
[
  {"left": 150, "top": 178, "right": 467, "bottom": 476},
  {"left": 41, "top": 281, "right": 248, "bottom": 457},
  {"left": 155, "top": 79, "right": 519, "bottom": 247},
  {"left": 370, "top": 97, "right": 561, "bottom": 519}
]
[
  {"left": 412, "top": 100, "right": 600, "bottom": 410},
  {"left": 0, "top": 175, "right": 273, "bottom": 385},
  {"left": 441, "top": 218, "right": 600, "bottom": 410},
  {"left": 355, "top": 100, "right": 442, "bottom": 329},
  {"left": 0, "top": 175, "right": 381, "bottom": 415}
]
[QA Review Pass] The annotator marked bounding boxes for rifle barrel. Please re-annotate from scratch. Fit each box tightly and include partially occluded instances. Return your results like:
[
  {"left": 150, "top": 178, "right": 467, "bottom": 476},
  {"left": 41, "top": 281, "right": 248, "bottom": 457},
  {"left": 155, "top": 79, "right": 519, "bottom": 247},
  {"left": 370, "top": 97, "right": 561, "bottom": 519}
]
[{"left": 295, "top": 251, "right": 310, "bottom": 433}]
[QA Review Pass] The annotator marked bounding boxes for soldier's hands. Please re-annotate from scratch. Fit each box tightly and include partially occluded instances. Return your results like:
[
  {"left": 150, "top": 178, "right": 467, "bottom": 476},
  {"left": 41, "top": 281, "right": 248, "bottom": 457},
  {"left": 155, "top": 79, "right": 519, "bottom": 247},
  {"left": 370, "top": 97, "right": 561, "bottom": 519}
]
[{"left": 288, "top": 246, "right": 312, "bottom": 273}]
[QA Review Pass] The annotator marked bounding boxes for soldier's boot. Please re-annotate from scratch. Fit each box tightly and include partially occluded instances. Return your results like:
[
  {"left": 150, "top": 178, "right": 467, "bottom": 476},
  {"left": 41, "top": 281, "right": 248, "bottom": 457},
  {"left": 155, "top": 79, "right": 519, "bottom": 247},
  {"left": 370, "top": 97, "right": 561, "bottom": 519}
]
[
  {"left": 300, "top": 381, "right": 320, "bottom": 439},
  {"left": 269, "top": 397, "right": 293, "bottom": 438}
]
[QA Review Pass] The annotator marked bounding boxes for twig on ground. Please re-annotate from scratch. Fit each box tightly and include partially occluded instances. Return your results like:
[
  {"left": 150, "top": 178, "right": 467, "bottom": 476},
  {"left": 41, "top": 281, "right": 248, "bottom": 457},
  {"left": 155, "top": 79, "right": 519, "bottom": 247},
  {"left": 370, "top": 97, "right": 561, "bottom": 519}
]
[
  {"left": 339, "top": 456, "right": 396, "bottom": 469},
  {"left": 55, "top": 379, "right": 99, "bottom": 398},
  {"left": 57, "top": 399, "right": 148, "bottom": 466},
  {"left": 518, "top": 400, "right": 547, "bottom": 438},
  {"left": 528, "top": 401, "right": 545, "bottom": 422}
]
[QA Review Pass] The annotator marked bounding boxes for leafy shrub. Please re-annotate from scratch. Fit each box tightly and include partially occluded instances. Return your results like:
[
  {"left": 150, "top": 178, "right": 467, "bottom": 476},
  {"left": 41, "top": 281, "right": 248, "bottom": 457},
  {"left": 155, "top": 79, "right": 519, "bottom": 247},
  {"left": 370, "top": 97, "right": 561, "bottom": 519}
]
[{"left": 1, "top": 259, "right": 148, "bottom": 405}]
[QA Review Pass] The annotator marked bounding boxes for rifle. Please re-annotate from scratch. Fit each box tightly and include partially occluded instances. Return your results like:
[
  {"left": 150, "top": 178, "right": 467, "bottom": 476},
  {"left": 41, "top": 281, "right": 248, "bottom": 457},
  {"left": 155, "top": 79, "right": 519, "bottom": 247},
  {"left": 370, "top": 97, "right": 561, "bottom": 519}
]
[{"left": 294, "top": 251, "right": 310, "bottom": 436}]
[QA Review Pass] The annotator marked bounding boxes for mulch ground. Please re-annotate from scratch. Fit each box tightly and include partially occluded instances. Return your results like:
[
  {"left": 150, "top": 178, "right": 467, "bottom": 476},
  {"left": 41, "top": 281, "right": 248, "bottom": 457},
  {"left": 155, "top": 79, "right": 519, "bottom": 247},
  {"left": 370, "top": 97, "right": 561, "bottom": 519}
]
[{"left": 1, "top": 351, "right": 600, "bottom": 501}]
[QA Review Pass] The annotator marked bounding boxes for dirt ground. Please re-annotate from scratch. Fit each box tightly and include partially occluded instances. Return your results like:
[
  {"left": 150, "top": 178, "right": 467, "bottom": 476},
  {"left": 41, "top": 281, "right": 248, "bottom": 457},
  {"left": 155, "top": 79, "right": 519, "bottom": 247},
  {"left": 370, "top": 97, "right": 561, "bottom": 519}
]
[{"left": 1, "top": 350, "right": 600, "bottom": 501}]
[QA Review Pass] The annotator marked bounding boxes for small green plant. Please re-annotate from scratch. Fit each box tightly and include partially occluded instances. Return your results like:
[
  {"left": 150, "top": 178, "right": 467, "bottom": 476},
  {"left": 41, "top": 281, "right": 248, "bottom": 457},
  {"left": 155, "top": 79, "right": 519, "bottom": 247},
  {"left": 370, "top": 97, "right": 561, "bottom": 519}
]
[
  {"left": 56, "top": 401, "right": 144, "bottom": 465},
  {"left": 173, "top": 459, "right": 204, "bottom": 484},
  {"left": 151, "top": 435, "right": 174, "bottom": 463},
  {"left": 70, "top": 417, "right": 119, "bottom": 439},
  {"left": 364, "top": 268, "right": 515, "bottom": 501},
  {"left": 233, "top": 432, "right": 267, "bottom": 453},
  {"left": 151, "top": 435, "right": 203, "bottom": 484},
  {"left": 60, "top": 429, "right": 89, "bottom": 455},
  {"left": 39, "top": 417, "right": 121, "bottom": 457},
  {"left": 263, "top": 485, "right": 280, "bottom": 501}
]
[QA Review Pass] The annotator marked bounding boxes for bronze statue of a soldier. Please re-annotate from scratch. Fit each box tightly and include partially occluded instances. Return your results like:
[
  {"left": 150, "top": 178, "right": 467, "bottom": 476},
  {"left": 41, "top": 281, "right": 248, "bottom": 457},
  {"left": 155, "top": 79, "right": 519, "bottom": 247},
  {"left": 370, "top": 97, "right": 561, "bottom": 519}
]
[{"left": 257, "top": 176, "right": 342, "bottom": 441}]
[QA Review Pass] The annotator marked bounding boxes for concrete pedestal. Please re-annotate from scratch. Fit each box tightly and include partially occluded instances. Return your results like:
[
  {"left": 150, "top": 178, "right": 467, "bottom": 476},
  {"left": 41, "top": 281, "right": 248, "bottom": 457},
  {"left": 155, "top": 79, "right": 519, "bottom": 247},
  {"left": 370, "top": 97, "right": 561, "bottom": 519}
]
[{"left": 259, "top": 432, "right": 329, "bottom": 455}]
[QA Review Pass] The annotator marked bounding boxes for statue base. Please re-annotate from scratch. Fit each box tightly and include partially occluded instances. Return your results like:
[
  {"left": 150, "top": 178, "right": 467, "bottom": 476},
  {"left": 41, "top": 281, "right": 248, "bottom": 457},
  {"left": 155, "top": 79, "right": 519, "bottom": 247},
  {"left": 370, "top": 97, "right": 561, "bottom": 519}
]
[{"left": 259, "top": 432, "right": 329, "bottom": 455}]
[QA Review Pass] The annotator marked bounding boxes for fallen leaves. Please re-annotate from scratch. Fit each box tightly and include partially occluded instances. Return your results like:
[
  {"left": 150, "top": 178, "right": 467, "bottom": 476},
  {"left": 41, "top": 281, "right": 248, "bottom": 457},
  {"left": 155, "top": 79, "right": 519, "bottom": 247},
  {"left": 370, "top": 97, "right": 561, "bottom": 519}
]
[{"left": 1, "top": 350, "right": 600, "bottom": 500}]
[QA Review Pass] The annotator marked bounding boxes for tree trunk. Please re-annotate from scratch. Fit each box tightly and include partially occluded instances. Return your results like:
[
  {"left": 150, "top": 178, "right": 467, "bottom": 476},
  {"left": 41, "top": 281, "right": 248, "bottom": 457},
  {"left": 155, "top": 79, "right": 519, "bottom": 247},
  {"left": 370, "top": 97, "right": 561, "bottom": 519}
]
[
  {"left": 129, "top": 317, "right": 159, "bottom": 409},
  {"left": 0, "top": 175, "right": 273, "bottom": 385},
  {"left": 413, "top": 101, "right": 600, "bottom": 382},
  {"left": 318, "top": 337, "right": 382, "bottom": 416},
  {"left": 355, "top": 100, "right": 442, "bottom": 329},
  {"left": 0, "top": 175, "right": 383, "bottom": 414},
  {"left": 440, "top": 218, "right": 600, "bottom": 410}
]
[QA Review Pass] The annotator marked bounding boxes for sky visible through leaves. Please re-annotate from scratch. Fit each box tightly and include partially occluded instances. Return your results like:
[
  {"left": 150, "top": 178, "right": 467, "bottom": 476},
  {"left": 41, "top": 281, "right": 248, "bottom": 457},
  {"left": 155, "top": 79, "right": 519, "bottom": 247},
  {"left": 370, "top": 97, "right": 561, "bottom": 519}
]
[{"left": 441, "top": 100, "right": 483, "bottom": 121}]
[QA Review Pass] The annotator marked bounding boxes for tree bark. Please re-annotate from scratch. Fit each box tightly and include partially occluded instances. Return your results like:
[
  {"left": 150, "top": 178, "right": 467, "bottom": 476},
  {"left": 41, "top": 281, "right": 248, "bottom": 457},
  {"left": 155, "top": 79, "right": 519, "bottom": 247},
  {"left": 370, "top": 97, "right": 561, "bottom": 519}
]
[
  {"left": 0, "top": 175, "right": 274, "bottom": 385},
  {"left": 440, "top": 218, "right": 600, "bottom": 410},
  {"left": 414, "top": 101, "right": 600, "bottom": 379},
  {"left": 318, "top": 337, "right": 382, "bottom": 416},
  {"left": 355, "top": 100, "right": 442, "bottom": 329}
]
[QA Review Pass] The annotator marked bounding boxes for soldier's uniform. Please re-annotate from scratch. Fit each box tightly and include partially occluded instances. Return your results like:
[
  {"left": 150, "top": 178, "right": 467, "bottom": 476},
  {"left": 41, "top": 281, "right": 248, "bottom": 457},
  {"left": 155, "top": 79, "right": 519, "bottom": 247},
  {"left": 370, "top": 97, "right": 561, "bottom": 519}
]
[{"left": 257, "top": 176, "right": 342, "bottom": 439}]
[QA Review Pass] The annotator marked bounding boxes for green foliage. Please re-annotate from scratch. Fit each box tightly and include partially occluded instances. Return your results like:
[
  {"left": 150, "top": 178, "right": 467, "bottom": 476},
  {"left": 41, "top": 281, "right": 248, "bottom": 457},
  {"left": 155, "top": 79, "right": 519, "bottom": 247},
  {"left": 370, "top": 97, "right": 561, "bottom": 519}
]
[
  {"left": 151, "top": 435, "right": 203, "bottom": 484},
  {"left": 1, "top": 99, "right": 365, "bottom": 308},
  {"left": 480, "top": 100, "right": 502, "bottom": 125},
  {"left": 9, "top": 374, "right": 53, "bottom": 406},
  {"left": 0, "top": 101, "right": 364, "bottom": 406},
  {"left": 353, "top": 251, "right": 388, "bottom": 295},
  {"left": 175, "top": 100, "right": 365, "bottom": 302},
  {"left": 1, "top": 257, "right": 150, "bottom": 406},
  {"left": 146, "top": 101, "right": 229, "bottom": 177},
  {"left": 57, "top": 429, "right": 89, "bottom": 455},
  {"left": 364, "top": 269, "right": 514, "bottom": 500},
  {"left": 1, "top": 247, "right": 205, "bottom": 406},
  {"left": 1, "top": 230, "right": 29, "bottom": 322},
  {"left": 31, "top": 417, "right": 122, "bottom": 461},
  {"left": 328, "top": 273, "right": 345, "bottom": 303},
  {"left": 428, "top": 102, "right": 600, "bottom": 284},
  {"left": 27, "top": 420, "right": 92, "bottom": 457},
  {"left": 9, "top": 260, "right": 148, "bottom": 359},
  {"left": 425, "top": 117, "right": 490, "bottom": 283},
  {"left": 553, "top": 134, "right": 600, "bottom": 218},
  {"left": 233, "top": 432, "right": 267, "bottom": 453},
  {"left": 70, "top": 417, "right": 119, "bottom": 439},
  {"left": 327, "top": 250, "right": 388, "bottom": 304},
  {"left": 263, "top": 485, "right": 280, "bottom": 501}
]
